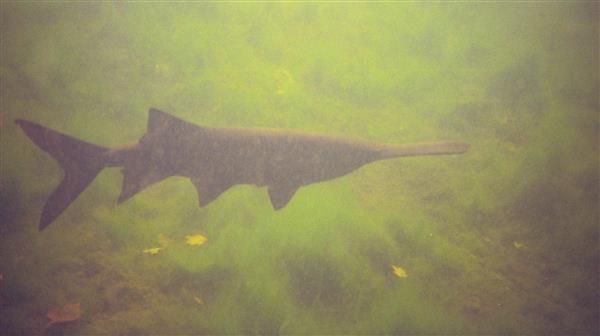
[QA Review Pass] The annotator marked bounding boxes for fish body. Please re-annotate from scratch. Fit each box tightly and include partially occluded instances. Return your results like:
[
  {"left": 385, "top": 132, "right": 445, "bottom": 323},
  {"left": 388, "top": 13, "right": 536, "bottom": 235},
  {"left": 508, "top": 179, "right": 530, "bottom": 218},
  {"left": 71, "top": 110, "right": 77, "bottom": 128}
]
[{"left": 16, "top": 108, "right": 469, "bottom": 230}]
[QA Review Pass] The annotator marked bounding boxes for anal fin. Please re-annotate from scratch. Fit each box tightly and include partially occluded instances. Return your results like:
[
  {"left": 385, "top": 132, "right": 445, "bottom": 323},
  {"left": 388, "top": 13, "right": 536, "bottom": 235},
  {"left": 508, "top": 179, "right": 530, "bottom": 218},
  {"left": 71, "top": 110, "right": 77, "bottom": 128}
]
[
  {"left": 191, "top": 178, "right": 232, "bottom": 207},
  {"left": 268, "top": 185, "right": 298, "bottom": 210},
  {"left": 118, "top": 168, "right": 168, "bottom": 204}
]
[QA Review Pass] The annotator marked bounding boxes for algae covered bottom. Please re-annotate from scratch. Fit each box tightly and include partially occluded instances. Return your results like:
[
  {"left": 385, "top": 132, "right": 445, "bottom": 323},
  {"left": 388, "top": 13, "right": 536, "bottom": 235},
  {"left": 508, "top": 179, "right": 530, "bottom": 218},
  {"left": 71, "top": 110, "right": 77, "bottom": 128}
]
[{"left": 1, "top": 2, "right": 598, "bottom": 335}]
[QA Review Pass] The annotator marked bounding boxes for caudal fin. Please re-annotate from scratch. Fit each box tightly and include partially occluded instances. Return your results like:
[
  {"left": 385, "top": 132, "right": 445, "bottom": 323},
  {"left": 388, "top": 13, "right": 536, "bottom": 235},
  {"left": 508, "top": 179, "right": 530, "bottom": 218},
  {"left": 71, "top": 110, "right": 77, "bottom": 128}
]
[{"left": 15, "top": 119, "right": 108, "bottom": 230}]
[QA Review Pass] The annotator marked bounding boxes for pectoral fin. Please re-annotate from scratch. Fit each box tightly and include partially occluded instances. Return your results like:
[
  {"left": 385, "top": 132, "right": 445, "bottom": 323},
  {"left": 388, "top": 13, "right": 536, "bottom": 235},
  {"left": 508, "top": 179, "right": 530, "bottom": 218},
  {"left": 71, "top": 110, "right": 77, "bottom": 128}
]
[
  {"left": 268, "top": 185, "right": 298, "bottom": 210},
  {"left": 191, "top": 178, "right": 232, "bottom": 207}
]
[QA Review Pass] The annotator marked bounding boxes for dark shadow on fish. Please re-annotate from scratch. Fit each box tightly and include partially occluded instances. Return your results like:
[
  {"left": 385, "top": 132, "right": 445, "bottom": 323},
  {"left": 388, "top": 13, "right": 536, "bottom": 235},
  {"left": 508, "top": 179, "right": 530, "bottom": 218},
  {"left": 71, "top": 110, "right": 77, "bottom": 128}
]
[{"left": 15, "top": 108, "right": 470, "bottom": 230}]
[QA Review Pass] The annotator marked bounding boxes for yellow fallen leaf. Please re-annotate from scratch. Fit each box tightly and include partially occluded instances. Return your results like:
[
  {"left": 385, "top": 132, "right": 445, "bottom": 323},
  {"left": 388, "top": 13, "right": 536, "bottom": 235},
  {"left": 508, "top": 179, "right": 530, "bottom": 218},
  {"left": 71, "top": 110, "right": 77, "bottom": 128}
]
[
  {"left": 273, "top": 68, "right": 294, "bottom": 95},
  {"left": 392, "top": 265, "right": 408, "bottom": 278},
  {"left": 513, "top": 241, "right": 524, "bottom": 249},
  {"left": 154, "top": 63, "right": 170, "bottom": 75},
  {"left": 143, "top": 247, "right": 163, "bottom": 255},
  {"left": 506, "top": 143, "right": 519, "bottom": 152},
  {"left": 158, "top": 234, "right": 171, "bottom": 248},
  {"left": 193, "top": 296, "right": 204, "bottom": 305},
  {"left": 185, "top": 234, "right": 207, "bottom": 246}
]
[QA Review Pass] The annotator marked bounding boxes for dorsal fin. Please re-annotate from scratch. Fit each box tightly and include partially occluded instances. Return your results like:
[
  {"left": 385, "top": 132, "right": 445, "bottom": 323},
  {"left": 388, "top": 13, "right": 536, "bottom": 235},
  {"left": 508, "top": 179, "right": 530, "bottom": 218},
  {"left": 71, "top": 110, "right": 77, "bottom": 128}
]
[{"left": 147, "top": 108, "right": 191, "bottom": 133}]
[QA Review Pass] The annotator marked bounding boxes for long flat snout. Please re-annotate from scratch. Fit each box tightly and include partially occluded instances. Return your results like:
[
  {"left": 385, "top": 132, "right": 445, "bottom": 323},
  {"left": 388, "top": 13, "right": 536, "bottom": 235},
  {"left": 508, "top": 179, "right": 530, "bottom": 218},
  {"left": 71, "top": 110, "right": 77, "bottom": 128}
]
[{"left": 378, "top": 141, "right": 470, "bottom": 159}]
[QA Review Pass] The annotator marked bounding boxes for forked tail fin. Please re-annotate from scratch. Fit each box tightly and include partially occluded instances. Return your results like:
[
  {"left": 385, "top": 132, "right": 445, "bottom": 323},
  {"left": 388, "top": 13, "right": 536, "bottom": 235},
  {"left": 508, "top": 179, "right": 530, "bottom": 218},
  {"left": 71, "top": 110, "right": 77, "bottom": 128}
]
[{"left": 15, "top": 119, "right": 108, "bottom": 230}]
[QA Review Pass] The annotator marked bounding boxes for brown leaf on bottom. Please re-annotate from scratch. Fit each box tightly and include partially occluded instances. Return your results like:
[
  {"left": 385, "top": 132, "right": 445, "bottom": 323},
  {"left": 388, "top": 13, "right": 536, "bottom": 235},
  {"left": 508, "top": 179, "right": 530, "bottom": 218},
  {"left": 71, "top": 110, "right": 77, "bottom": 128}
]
[{"left": 46, "top": 302, "right": 81, "bottom": 327}]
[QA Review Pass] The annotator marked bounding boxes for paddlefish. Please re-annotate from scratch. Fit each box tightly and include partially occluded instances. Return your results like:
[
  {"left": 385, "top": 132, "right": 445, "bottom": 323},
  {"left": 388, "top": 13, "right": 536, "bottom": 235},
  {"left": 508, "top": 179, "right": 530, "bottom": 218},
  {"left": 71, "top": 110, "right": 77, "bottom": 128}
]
[{"left": 16, "top": 108, "right": 469, "bottom": 230}]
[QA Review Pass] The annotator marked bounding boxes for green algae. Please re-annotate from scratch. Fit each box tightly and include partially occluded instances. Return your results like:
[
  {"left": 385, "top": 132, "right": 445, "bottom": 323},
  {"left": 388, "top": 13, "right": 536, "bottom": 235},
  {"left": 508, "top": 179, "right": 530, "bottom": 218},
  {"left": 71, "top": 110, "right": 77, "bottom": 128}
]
[{"left": 1, "top": 2, "right": 598, "bottom": 335}]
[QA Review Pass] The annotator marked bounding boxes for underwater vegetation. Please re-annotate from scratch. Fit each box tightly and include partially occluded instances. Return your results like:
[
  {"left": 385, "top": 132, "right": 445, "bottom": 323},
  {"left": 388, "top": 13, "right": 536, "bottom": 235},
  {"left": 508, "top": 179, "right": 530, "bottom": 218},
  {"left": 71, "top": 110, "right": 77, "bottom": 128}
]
[{"left": 1, "top": 2, "right": 598, "bottom": 335}]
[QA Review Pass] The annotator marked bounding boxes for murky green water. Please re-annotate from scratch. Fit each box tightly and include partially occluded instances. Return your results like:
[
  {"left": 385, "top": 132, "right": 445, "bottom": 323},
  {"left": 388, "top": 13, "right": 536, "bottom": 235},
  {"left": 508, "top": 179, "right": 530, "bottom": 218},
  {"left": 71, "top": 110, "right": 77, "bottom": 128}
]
[{"left": 1, "top": 2, "right": 598, "bottom": 335}]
